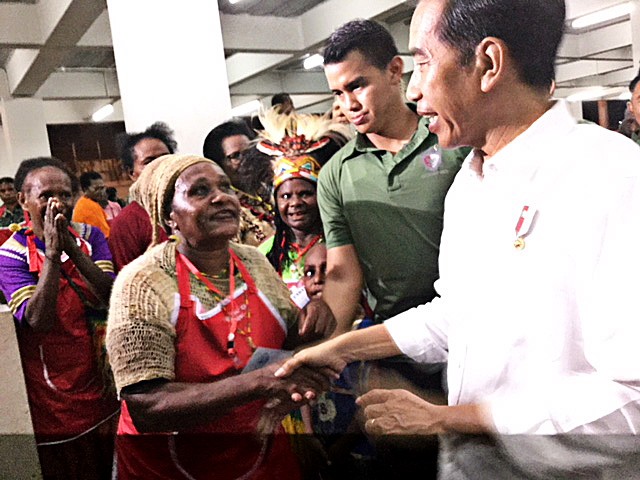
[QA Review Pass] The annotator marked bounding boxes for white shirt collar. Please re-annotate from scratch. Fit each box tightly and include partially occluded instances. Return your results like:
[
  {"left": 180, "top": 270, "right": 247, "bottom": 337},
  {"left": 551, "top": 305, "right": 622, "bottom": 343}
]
[{"left": 466, "top": 100, "right": 577, "bottom": 180}]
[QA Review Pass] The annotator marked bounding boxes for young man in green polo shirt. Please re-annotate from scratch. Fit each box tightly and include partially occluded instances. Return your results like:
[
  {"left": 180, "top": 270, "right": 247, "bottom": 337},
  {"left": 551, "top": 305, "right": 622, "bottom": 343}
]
[
  {"left": 315, "top": 19, "right": 467, "bottom": 335},
  {"left": 305, "top": 18, "right": 467, "bottom": 478}
]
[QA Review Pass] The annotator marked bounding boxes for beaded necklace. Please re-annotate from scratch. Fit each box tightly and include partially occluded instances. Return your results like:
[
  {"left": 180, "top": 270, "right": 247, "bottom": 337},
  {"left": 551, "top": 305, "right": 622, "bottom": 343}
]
[{"left": 177, "top": 250, "right": 255, "bottom": 358}]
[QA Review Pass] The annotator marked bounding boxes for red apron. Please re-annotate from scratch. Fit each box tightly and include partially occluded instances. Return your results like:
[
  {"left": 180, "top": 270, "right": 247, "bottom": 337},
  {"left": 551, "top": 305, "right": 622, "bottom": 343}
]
[
  {"left": 117, "top": 248, "right": 301, "bottom": 480},
  {"left": 17, "top": 232, "right": 118, "bottom": 442}
]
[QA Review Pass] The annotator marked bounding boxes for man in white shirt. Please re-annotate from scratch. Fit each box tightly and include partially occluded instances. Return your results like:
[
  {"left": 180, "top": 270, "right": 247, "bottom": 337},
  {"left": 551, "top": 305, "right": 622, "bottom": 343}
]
[{"left": 277, "top": 0, "right": 640, "bottom": 477}]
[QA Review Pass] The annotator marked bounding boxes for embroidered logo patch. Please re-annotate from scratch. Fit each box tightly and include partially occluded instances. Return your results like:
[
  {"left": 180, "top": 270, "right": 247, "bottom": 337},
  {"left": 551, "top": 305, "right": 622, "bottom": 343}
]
[{"left": 422, "top": 146, "right": 442, "bottom": 172}]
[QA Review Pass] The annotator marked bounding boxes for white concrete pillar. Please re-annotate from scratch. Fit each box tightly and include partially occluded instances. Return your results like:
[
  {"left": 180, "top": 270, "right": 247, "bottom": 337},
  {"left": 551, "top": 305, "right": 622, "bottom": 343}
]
[
  {"left": 106, "top": 0, "right": 232, "bottom": 156},
  {"left": 632, "top": 0, "right": 640, "bottom": 72},
  {"left": 0, "top": 98, "right": 51, "bottom": 178}
]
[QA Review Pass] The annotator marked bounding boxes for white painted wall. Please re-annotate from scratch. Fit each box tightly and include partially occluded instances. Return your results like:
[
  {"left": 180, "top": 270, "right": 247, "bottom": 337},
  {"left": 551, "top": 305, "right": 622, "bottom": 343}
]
[{"left": 1, "top": 98, "right": 51, "bottom": 177}]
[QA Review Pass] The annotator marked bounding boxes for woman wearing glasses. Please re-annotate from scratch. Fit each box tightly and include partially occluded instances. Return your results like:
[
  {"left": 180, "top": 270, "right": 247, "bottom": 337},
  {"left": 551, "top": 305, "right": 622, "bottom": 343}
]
[{"left": 203, "top": 121, "right": 275, "bottom": 246}]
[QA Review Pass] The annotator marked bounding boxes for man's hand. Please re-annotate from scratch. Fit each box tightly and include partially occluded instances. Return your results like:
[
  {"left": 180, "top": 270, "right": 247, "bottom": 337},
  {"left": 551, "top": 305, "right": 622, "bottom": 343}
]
[
  {"left": 358, "top": 389, "right": 490, "bottom": 436},
  {"left": 274, "top": 341, "right": 346, "bottom": 381},
  {"left": 358, "top": 389, "right": 445, "bottom": 436},
  {"left": 298, "top": 298, "right": 336, "bottom": 339}
]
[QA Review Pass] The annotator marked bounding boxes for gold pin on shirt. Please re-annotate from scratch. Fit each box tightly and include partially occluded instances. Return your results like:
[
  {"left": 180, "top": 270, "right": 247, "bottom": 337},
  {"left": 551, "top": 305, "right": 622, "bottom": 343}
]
[{"left": 514, "top": 237, "right": 525, "bottom": 250}]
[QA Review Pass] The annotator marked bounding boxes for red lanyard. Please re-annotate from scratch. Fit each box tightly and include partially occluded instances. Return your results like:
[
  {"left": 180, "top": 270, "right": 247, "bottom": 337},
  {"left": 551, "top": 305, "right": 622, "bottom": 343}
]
[
  {"left": 177, "top": 250, "right": 248, "bottom": 358},
  {"left": 177, "top": 250, "right": 236, "bottom": 299}
]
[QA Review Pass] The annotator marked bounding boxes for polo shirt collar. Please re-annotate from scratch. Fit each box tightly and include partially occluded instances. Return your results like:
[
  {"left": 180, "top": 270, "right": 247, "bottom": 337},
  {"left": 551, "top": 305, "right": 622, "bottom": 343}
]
[{"left": 344, "top": 115, "right": 432, "bottom": 160}]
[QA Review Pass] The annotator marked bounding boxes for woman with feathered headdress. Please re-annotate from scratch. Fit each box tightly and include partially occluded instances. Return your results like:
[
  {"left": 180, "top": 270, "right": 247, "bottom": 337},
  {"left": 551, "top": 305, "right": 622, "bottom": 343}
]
[{"left": 257, "top": 108, "right": 343, "bottom": 296}]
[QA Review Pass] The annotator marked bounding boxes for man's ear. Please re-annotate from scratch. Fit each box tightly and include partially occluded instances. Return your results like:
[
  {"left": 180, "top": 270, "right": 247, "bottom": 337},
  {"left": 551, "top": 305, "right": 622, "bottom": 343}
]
[
  {"left": 475, "top": 37, "right": 506, "bottom": 94},
  {"left": 388, "top": 56, "right": 405, "bottom": 83},
  {"left": 629, "top": 101, "right": 635, "bottom": 116},
  {"left": 17, "top": 191, "right": 27, "bottom": 209}
]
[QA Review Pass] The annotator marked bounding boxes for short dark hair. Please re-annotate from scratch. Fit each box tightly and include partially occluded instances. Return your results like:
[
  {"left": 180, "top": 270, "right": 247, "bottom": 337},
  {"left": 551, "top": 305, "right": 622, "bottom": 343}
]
[
  {"left": 630, "top": 69, "right": 640, "bottom": 93},
  {"left": 115, "top": 122, "right": 177, "bottom": 173},
  {"left": 323, "top": 19, "right": 399, "bottom": 70},
  {"left": 79, "top": 171, "right": 103, "bottom": 191},
  {"left": 202, "top": 121, "right": 255, "bottom": 165},
  {"left": 436, "top": 0, "right": 565, "bottom": 89},
  {"left": 271, "top": 93, "right": 292, "bottom": 107},
  {"left": 0, "top": 177, "right": 13, "bottom": 185},
  {"left": 14, "top": 157, "right": 75, "bottom": 193}
]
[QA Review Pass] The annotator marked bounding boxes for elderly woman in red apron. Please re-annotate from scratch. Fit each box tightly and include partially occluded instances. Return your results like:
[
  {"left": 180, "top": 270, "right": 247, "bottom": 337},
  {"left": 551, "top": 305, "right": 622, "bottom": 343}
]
[
  {"left": 0, "top": 157, "right": 119, "bottom": 479},
  {"left": 106, "top": 154, "right": 333, "bottom": 480}
]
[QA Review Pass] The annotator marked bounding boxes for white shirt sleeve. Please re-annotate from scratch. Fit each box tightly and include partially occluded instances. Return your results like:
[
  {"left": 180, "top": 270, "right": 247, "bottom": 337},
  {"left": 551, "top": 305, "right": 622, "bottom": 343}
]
[{"left": 383, "top": 288, "right": 450, "bottom": 365}]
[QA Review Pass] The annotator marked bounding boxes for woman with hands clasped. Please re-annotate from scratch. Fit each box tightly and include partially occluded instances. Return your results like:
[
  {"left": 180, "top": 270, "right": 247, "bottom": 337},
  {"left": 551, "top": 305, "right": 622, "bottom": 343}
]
[
  {"left": 0, "top": 157, "right": 118, "bottom": 479},
  {"left": 106, "top": 154, "right": 333, "bottom": 480}
]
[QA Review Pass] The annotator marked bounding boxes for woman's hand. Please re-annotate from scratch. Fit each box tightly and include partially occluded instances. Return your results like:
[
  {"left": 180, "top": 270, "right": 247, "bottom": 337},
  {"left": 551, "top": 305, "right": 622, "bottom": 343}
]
[{"left": 43, "top": 198, "right": 66, "bottom": 262}]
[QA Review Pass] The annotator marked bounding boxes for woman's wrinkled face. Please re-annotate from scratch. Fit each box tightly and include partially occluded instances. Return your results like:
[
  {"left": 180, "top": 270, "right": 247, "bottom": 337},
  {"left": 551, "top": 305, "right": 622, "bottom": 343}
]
[
  {"left": 275, "top": 178, "right": 320, "bottom": 233},
  {"left": 168, "top": 162, "right": 241, "bottom": 247},
  {"left": 19, "top": 167, "right": 74, "bottom": 233}
]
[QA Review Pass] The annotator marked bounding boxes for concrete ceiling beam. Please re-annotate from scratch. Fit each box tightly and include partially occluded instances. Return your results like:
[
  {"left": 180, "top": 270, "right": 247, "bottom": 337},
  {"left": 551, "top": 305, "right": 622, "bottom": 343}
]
[
  {"left": 227, "top": 53, "right": 293, "bottom": 86},
  {"left": 7, "top": 0, "right": 106, "bottom": 96},
  {"left": 36, "top": 69, "right": 119, "bottom": 100},
  {"left": 0, "top": 3, "right": 42, "bottom": 47},
  {"left": 230, "top": 71, "right": 329, "bottom": 96}
]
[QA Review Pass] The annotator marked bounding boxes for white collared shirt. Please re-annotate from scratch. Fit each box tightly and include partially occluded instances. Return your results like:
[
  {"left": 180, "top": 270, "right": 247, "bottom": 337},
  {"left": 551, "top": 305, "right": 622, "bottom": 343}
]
[{"left": 385, "top": 101, "right": 640, "bottom": 434}]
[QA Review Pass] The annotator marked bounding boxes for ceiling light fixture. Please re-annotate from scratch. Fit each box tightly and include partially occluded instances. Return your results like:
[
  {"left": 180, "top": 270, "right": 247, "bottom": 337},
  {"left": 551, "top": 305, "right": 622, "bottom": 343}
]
[
  {"left": 564, "top": 86, "right": 628, "bottom": 102},
  {"left": 565, "top": 87, "right": 607, "bottom": 102},
  {"left": 570, "top": 2, "right": 632, "bottom": 29},
  {"left": 618, "top": 90, "right": 632, "bottom": 101},
  {"left": 231, "top": 99, "right": 261, "bottom": 117},
  {"left": 91, "top": 103, "right": 114, "bottom": 122},
  {"left": 229, "top": 0, "right": 242, "bottom": 4},
  {"left": 303, "top": 54, "right": 324, "bottom": 70}
]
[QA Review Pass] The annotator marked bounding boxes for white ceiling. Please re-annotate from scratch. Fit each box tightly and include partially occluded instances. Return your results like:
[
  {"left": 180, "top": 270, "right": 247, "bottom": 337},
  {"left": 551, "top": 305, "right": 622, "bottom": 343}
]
[{"left": 0, "top": 0, "right": 638, "bottom": 120}]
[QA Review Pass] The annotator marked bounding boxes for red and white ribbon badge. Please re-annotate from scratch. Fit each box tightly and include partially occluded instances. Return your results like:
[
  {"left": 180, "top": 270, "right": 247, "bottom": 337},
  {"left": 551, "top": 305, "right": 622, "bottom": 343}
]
[{"left": 514, "top": 205, "right": 536, "bottom": 250}]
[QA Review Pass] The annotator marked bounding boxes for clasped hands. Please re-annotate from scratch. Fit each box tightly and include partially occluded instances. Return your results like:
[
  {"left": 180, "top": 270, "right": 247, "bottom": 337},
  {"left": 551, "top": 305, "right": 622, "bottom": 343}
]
[
  {"left": 272, "top": 342, "right": 489, "bottom": 436},
  {"left": 43, "top": 197, "right": 76, "bottom": 261}
]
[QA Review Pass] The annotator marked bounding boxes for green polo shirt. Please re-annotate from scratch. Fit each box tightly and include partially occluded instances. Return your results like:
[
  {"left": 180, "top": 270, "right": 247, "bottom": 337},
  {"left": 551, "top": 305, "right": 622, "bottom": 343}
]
[
  {"left": 632, "top": 131, "right": 640, "bottom": 147},
  {"left": 318, "top": 116, "right": 468, "bottom": 321}
]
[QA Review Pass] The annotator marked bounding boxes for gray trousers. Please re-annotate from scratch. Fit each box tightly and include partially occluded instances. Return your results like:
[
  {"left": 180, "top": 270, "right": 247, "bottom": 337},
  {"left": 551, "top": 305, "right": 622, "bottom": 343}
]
[{"left": 439, "top": 434, "right": 640, "bottom": 480}]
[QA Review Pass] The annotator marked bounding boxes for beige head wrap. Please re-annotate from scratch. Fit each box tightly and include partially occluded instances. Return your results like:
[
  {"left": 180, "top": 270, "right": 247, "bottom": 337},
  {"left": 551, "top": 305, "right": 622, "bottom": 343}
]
[{"left": 130, "top": 154, "right": 216, "bottom": 246}]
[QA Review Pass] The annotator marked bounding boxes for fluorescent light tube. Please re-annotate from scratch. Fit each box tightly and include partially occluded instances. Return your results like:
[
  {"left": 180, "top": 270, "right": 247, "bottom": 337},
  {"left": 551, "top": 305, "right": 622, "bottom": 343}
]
[
  {"left": 91, "top": 103, "right": 114, "bottom": 122},
  {"left": 231, "top": 99, "right": 261, "bottom": 116},
  {"left": 303, "top": 54, "right": 324, "bottom": 70},
  {"left": 566, "top": 87, "right": 607, "bottom": 102}
]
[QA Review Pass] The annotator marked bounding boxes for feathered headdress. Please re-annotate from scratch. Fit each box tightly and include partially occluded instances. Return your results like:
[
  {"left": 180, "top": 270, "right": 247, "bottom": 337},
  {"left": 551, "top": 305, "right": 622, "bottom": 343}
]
[{"left": 256, "top": 107, "right": 335, "bottom": 188}]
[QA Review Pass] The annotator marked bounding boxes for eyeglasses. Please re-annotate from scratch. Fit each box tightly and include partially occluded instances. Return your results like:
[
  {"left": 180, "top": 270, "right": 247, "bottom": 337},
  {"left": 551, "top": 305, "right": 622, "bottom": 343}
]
[{"left": 224, "top": 151, "right": 245, "bottom": 162}]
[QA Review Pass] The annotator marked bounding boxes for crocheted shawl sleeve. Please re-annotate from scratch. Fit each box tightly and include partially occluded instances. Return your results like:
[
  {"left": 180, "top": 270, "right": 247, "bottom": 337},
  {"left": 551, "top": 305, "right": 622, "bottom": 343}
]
[{"left": 106, "top": 242, "right": 177, "bottom": 393}]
